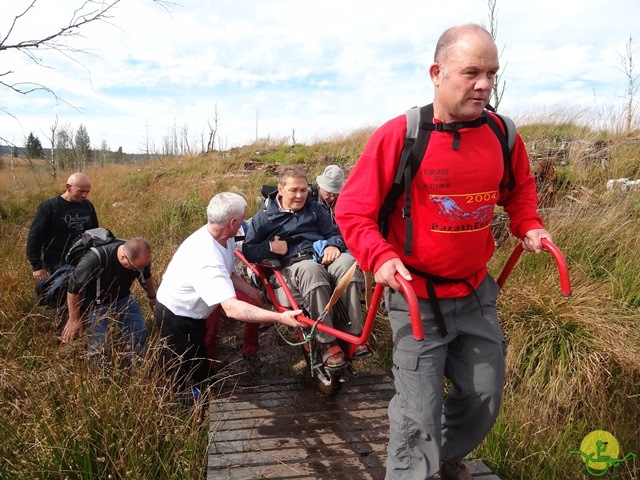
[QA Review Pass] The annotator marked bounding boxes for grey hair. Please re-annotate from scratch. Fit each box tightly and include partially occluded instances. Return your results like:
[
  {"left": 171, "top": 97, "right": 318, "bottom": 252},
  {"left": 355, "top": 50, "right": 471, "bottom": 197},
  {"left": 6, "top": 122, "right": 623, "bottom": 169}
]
[
  {"left": 278, "top": 164, "right": 308, "bottom": 186},
  {"left": 207, "top": 192, "right": 247, "bottom": 225}
]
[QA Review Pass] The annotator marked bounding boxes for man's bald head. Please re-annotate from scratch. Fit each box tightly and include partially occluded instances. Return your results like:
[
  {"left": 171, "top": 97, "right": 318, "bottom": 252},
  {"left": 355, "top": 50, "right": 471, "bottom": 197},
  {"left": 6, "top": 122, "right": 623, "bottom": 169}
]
[
  {"left": 63, "top": 172, "right": 92, "bottom": 203},
  {"left": 434, "top": 23, "right": 495, "bottom": 65},
  {"left": 430, "top": 23, "right": 498, "bottom": 122}
]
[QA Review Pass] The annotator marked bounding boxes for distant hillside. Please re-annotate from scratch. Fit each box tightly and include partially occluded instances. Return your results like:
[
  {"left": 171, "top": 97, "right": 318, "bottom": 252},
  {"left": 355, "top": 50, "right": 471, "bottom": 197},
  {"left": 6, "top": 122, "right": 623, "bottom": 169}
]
[{"left": 0, "top": 145, "right": 152, "bottom": 163}]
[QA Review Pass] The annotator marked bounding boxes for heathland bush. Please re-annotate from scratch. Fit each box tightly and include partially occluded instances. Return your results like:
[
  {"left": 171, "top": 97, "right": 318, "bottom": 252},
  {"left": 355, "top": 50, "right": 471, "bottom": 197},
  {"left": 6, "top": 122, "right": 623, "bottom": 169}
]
[{"left": 0, "top": 123, "right": 639, "bottom": 479}]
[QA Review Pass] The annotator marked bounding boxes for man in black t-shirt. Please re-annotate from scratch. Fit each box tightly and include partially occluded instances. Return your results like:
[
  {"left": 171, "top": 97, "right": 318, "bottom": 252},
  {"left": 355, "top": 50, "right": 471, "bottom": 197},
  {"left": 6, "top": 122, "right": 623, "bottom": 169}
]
[
  {"left": 26, "top": 173, "right": 99, "bottom": 282},
  {"left": 61, "top": 238, "right": 157, "bottom": 367}
]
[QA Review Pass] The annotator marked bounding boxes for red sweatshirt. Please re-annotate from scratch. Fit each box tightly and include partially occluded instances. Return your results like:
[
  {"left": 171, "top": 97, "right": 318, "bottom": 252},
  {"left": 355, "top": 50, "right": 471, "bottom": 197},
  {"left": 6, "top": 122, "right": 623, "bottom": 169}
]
[{"left": 335, "top": 112, "right": 543, "bottom": 299}]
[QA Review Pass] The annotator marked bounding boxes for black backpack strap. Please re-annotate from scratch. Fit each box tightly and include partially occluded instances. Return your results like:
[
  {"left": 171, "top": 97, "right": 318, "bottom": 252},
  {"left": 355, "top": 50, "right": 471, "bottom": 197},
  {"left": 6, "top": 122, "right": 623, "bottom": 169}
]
[
  {"left": 379, "top": 104, "right": 434, "bottom": 255},
  {"left": 47, "top": 196, "right": 60, "bottom": 225},
  {"left": 89, "top": 246, "right": 106, "bottom": 304},
  {"left": 84, "top": 199, "right": 98, "bottom": 224},
  {"left": 401, "top": 104, "right": 433, "bottom": 255},
  {"left": 485, "top": 112, "right": 516, "bottom": 191}
]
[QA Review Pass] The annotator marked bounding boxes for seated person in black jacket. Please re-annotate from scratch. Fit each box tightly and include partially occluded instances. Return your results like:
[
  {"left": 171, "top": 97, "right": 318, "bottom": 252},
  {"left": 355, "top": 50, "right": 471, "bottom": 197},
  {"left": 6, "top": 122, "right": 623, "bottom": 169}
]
[{"left": 243, "top": 165, "right": 367, "bottom": 368}]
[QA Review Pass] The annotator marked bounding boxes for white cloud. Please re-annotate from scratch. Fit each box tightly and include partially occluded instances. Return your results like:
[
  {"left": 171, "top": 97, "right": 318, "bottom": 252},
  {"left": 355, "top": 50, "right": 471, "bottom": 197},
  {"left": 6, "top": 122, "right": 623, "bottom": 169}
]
[{"left": 2, "top": 0, "right": 640, "bottom": 152}]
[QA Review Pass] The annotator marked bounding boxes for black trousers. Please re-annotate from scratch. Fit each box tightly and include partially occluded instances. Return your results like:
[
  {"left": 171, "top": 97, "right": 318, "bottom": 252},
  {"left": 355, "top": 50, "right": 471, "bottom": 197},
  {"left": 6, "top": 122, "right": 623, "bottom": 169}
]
[{"left": 154, "top": 302, "right": 212, "bottom": 390}]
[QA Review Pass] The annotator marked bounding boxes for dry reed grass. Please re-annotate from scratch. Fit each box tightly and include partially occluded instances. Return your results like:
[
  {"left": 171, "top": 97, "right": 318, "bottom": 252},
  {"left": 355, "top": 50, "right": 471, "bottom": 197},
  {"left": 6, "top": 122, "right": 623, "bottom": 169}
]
[{"left": 1, "top": 123, "right": 640, "bottom": 479}]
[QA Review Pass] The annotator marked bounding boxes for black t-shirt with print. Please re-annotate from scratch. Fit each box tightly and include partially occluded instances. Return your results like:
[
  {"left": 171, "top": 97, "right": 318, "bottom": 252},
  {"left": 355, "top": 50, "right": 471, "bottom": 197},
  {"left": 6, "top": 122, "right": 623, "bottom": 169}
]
[{"left": 26, "top": 195, "right": 99, "bottom": 272}]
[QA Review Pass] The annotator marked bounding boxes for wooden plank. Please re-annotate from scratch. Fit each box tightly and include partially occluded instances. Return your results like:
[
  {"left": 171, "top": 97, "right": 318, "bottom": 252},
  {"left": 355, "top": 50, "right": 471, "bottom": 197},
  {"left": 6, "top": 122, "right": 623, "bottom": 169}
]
[
  {"left": 208, "top": 371, "right": 501, "bottom": 479},
  {"left": 212, "top": 419, "right": 390, "bottom": 444},
  {"left": 209, "top": 371, "right": 391, "bottom": 479},
  {"left": 466, "top": 459, "right": 495, "bottom": 475},
  {"left": 209, "top": 440, "right": 389, "bottom": 469},
  {"left": 212, "top": 396, "right": 393, "bottom": 418}
]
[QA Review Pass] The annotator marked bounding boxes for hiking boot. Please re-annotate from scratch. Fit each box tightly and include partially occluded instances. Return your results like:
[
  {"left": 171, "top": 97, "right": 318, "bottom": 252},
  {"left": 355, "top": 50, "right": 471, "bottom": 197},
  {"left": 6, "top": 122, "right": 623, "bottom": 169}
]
[
  {"left": 320, "top": 342, "right": 345, "bottom": 368},
  {"left": 210, "top": 358, "right": 229, "bottom": 375},
  {"left": 242, "top": 352, "right": 264, "bottom": 373},
  {"left": 439, "top": 460, "right": 473, "bottom": 480}
]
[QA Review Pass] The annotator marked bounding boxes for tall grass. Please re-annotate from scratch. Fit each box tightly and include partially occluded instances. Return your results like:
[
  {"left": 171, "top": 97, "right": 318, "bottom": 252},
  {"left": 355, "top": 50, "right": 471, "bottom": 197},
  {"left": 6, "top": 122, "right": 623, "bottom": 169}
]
[
  {"left": 1, "top": 125, "right": 639, "bottom": 479},
  {"left": 482, "top": 194, "right": 640, "bottom": 478}
]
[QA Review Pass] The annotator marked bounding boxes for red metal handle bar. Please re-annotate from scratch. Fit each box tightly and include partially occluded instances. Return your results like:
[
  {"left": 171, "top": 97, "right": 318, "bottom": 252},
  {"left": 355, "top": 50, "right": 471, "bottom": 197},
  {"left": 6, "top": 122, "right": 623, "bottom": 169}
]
[
  {"left": 284, "top": 271, "right": 424, "bottom": 344},
  {"left": 394, "top": 273, "right": 424, "bottom": 341},
  {"left": 234, "top": 251, "right": 425, "bottom": 344},
  {"left": 496, "top": 238, "right": 571, "bottom": 296}
]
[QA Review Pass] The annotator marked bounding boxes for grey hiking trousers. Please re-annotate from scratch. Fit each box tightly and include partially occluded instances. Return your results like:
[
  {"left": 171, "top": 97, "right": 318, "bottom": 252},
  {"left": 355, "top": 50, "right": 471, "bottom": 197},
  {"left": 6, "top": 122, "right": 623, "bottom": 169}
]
[
  {"left": 385, "top": 275, "right": 507, "bottom": 480},
  {"left": 274, "top": 252, "right": 364, "bottom": 343}
]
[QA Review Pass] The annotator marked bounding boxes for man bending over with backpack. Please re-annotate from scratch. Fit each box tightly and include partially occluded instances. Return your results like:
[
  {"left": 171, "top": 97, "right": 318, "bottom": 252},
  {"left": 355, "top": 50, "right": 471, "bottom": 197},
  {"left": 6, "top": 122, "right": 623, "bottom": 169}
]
[
  {"left": 335, "top": 23, "right": 552, "bottom": 480},
  {"left": 61, "top": 238, "right": 156, "bottom": 369}
]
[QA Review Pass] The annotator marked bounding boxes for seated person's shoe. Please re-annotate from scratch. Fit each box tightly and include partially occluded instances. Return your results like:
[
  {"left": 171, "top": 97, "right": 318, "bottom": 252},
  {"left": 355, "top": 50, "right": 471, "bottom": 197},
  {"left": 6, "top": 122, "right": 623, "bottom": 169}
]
[
  {"left": 320, "top": 342, "right": 345, "bottom": 368},
  {"left": 439, "top": 460, "right": 473, "bottom": 480},
  {"left": 350, "top": 343, "right": 372, "bottom": 359}
]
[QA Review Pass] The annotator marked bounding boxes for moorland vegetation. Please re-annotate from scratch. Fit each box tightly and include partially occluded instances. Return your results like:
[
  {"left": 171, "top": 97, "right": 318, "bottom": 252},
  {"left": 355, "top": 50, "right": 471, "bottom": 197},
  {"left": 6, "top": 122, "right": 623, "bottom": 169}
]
[{"left": 1, "top": 115, "right": 639, "bottom": 479}]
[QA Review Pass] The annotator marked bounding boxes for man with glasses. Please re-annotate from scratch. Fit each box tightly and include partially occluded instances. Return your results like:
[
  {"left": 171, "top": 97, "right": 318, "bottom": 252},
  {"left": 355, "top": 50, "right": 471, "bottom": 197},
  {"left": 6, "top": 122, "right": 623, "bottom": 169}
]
[
  {"left": 309, "top": 165, "right": 345, "bottom": 225},
  {"left": 61, "top": 237, "right": 156, "bottom": 369}
]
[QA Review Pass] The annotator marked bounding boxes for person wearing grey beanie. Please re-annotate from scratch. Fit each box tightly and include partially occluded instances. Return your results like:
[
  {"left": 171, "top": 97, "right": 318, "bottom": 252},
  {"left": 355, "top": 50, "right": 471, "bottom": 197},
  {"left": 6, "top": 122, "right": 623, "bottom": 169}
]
[{"left": 312, "top": 165, "right": 345, "bottom": 224}]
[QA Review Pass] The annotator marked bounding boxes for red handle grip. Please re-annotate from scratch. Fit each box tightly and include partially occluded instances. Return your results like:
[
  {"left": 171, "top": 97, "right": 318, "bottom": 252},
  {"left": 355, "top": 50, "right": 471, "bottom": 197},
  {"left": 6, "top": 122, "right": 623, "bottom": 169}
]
[
  {"left": 394, "top": 273, "right": 423, "bottom": 341},
  {"left": 496, "top": 238, "right": 571, "bottom": 296}
]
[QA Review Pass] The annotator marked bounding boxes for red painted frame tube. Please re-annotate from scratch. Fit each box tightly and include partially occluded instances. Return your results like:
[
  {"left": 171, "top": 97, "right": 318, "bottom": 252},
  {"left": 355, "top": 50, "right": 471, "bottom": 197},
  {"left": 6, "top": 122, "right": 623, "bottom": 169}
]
[
  {"left": 496, "top": 238, "right": 571, "bottom": 296},
  {"left": 236, "top": 238, "right": 569, "bottom": 350},
  {"left": 234, "top": 251, "right": 424, "bottom": 346}
]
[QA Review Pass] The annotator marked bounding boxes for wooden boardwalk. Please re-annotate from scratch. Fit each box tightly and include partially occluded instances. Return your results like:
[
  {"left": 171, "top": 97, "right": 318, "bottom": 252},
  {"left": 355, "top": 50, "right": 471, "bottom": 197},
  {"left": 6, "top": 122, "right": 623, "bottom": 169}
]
[{"left": 208, "top": 370, "right": 501, "bottom": 479}]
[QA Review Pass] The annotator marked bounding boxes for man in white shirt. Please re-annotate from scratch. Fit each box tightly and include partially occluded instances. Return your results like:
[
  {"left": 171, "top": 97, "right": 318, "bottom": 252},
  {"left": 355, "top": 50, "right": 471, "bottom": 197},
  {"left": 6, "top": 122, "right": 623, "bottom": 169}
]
[{"left": 154, "top": 192, "right": 303, "bottom": 391}]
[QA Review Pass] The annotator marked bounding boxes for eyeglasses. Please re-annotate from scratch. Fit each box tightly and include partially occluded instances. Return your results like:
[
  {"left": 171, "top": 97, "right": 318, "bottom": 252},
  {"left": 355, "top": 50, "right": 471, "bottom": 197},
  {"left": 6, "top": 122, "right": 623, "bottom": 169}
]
[
  {"left": 123, "top": 253, "right": 146, "bottom": 272},
  {"left": 322, "top": 192, "right": 338, "bottom": 202}
]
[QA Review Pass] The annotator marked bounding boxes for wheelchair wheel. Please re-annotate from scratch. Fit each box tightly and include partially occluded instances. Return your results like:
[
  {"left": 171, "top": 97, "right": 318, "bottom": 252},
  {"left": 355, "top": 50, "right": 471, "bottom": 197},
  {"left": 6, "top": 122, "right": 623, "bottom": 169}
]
[{"left": 316, "top": 369, "right": 342, "bottom": 396}]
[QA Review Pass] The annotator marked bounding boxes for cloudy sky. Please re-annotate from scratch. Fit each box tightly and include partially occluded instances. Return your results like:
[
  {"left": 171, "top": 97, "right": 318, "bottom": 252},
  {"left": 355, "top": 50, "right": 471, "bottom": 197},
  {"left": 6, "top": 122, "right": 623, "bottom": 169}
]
[{"left": 2, "top": 0, "right": 639, "bottom": 153}]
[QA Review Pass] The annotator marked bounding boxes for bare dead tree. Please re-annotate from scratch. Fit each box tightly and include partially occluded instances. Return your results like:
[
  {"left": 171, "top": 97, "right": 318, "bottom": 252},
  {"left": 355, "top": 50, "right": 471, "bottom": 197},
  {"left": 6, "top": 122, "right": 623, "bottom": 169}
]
[
  {"left": 206, "top": 104, "right": 220, "bottom": 153},
  {"left": 1, "top": 1, "right": 120, "bottom": 97},
  {"left": 1, "top": 0, "right": 171, "bottom": 145},
  {"left": 217, "top": 133, "right": 227, "bottom": 156},
  {"left": 44, "top": 116, "right": 59, "bottom": 179},
  {"left": 484, "top": 0, "right": 507, "bottom": 111},
  {"left": 618, "top": 35, "right": 638, "bottom": 133},
  {"left": 10, "top": 156, "right": 20, "bottom": 188},
  {"left": 255, "top": 108, "right": 260, "bottom": 142},
  {"left": 181, "top": 124, "right": 190, "bottom": 155}
]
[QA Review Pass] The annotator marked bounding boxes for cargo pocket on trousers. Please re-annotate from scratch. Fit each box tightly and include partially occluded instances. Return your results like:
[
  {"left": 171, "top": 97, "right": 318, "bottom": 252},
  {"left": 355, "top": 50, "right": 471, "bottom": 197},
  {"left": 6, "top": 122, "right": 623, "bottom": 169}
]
[{"left": 393, "top": 349, "right": 423, "bottom": 413}]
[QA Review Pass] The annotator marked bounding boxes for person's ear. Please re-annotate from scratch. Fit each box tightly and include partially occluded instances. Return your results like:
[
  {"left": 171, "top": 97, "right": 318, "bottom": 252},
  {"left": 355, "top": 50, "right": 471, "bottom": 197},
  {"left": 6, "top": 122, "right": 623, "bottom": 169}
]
[{"left": 429, "top": 62, "right": 442, "bottom": 86}]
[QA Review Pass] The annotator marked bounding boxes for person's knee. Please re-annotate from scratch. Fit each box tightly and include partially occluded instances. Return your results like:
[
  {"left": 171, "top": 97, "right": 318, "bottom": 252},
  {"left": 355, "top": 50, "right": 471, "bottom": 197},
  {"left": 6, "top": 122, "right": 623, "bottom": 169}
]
[
  {"left": 302, "top": 261, "right": 329, "bottom": 279},
  {"left": 287, "top": 262, "right": 331, "bottom": 294}
]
